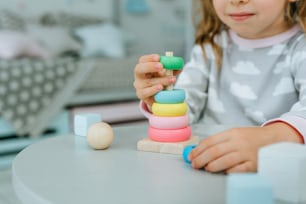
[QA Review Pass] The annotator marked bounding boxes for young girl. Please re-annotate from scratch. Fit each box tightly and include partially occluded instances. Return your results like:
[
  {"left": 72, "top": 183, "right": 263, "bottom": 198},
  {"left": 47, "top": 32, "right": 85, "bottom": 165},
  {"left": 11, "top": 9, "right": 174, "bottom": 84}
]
[{"left": 133, "top": 0, "right": 306, "bottom": 173}]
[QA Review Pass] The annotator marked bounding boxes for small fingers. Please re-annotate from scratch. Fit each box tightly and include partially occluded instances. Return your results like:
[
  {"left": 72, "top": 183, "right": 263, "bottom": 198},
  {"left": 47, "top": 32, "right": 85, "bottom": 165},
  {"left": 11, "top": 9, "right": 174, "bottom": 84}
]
[
  {"left": 173, "top": 69, "right": 183, "bottom": 76},
  {"left": 135, "top": 84, "right": 163, "bottom": 100},
  {"left": 134, "top": 61, "right": 163, "bottom": 77},
  {"left": 204, "top": 152, "right": 243, "bottom": 173},
  {"left": 191, "top": 141, "right": 235, "bottom": 169},
  {"left": 143, "top": 98, "right": 155, "bottom": 110},
  {"left": 225, "top": 161, "right": 256, "bottom": 173},
  {"left": 134, "top": 53, "right": 180, "bottom": 108},
  {"left": 134, "top": 74, "right": 176, "bottom": 90},
  {"left": 138, "top": 54, "right": 160, "bottom": 63},
  {"left": 189, "top": 133, "right": 229, "bottom": 161}
]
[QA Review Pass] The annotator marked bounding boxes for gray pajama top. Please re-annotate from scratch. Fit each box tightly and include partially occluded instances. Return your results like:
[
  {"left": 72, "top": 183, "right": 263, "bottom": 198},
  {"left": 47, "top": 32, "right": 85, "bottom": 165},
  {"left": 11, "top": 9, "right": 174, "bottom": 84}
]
[{"left": 141, "top": 25, "right": 306, "bottom": 142}]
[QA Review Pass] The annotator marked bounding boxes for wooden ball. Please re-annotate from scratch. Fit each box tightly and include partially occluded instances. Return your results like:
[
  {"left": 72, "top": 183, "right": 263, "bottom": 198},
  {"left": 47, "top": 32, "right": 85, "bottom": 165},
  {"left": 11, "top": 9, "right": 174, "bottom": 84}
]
[{"left": 87, "top": 122, "right": 114, "bottom": 150}]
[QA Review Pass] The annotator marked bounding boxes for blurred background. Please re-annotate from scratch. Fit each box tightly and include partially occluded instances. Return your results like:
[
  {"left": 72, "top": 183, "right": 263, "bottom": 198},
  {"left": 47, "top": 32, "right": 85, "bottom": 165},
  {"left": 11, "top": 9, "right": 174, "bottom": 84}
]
[{"left": 0, "top": 1, "right": 194, "bottom": 202}]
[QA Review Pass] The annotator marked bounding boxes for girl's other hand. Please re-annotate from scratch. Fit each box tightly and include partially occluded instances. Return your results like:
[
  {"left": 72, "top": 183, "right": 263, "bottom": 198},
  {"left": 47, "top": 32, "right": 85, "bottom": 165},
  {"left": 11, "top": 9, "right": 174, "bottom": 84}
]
[{"left": 188, "top": 123, "right": 303, "bottom": 173}]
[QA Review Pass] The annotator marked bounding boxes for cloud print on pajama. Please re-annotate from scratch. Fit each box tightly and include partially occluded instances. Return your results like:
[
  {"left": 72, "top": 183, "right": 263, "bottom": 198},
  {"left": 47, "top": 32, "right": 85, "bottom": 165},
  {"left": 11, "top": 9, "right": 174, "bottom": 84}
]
[
  {"left": 230, "top": 82, "right": 258, "bottom": 100},
  {"left": 273, "top": 77, "right": 296, "bottom": 96},
  {"left": 232, "top": 61, "right": 261, "bottom": 75},
  {"left": 207, "top": 88, "right": 225, "bottom": 113},
  {"left": 268, "top": 44, "right": 287, "bottom": 55}
]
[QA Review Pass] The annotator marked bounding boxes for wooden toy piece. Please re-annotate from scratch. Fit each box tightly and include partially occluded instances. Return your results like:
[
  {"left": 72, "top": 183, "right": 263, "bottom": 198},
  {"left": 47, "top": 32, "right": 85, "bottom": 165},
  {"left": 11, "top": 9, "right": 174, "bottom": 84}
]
[
  {"left": 182, "top": 145, "right": 196, "bottom": 164},
  {"left": 226, "top": 174, "right": 274, "bottom": 204},
  {"left": 148, "top": 126, "right": 191, "bottom": 142},
  {"left": 152, "top": 102, "right": 188, "bottom": 117},
  {"left": 154, "top": 89, "right": 186, "bottom": 104},
  {"left": 159, "top": 51, "right": 184, "bottom": 90},
  {"left": 160, "top": 52, "right": 184, "bottom": 70},
  {"left": 137, "top": 136, "right": 200, "bottom": 155},
  {"left": 258, "top": 142, "right": 306, "bottom": 203},
  {"left": 165, "top": 52, "right": 174, "bottom": 91},
  {"left": 87, "top": 122, "right": 114, "bottom": 150},
  {"left": 149, "top": 115, "right": 189, "bottom": 129},
  {"left": 74, "top": 113, "right": 102, "bottom": 137}
]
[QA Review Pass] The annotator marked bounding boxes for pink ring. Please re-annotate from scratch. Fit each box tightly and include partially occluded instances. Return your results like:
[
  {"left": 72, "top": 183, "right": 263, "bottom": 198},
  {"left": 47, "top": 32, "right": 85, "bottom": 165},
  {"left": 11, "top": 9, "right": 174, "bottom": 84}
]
[
  {"left": 149, "top": 115, "right": 189, "bottom": 129},
  {"left": 148, "top": 126, "right": 191, "bottom": 142}
]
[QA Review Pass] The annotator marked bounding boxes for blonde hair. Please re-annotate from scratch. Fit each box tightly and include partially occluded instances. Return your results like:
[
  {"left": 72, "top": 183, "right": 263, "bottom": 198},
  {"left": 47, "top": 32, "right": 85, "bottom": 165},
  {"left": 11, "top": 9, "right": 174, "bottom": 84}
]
[{"left": 193, "top": 0, "right": 306, "bottom": 68}]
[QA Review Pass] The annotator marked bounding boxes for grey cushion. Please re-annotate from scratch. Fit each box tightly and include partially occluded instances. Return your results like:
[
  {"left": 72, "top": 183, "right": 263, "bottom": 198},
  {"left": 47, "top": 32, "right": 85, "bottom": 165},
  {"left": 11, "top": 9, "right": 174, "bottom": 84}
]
[
  {"left": 0, "top": 57, "right": 86, "bottom": 136},
  {"left": 0, "top": 9, "right": 25, "bottom": 31},
  {"left": 26, "top": 24, "right": 82, "bottom": 57},
  {"left": 39, "top": 12, "right": 104, "bottom": 28}
]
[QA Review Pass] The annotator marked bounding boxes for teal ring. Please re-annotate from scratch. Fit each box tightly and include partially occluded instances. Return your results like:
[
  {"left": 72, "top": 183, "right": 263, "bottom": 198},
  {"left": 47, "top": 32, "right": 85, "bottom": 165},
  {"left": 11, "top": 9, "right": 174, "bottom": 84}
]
[{"left": 154, "top": 89, "right": 185, "bottom": 104}]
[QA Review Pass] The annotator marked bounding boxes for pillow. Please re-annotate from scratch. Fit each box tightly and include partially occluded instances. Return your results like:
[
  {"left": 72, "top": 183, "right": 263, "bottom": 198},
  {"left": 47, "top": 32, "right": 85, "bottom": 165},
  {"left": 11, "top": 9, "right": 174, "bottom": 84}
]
[
  {"left": 27, "top": 24, "right": 82, "bottom": 57},
  {"left": 0, "top": 31, "right": 49, "bottom": 60},
  {"left": 0, "top": 9, "right": 25, "bottom": 31},
  {"left": 74, "top": 23, "right": 126, "bottom": 58},
  {"left": 40, "top": 12, "right": 104, "bottom": 28}
]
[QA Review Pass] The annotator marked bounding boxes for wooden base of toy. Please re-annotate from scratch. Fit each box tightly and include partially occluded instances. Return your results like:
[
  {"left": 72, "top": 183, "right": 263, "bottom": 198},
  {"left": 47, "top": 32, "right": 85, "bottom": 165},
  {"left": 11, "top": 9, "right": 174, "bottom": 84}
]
[{"left": 137, "top": 136, "right": 200, "bottom": 155}]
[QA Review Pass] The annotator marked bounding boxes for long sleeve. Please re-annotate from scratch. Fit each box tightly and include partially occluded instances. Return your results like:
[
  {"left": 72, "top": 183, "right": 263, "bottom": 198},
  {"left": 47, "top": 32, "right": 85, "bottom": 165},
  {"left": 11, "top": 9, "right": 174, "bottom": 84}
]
[
  {"left": 175, "top": 45, "right": 211, "bottom": 124},
  {"left": 263, "top": 35, "right": 306, "bottom": 143}
]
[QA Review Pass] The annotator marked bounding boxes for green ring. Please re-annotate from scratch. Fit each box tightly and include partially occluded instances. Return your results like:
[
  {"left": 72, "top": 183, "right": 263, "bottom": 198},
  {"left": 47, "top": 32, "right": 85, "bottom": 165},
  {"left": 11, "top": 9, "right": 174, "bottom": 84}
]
[{"left": 160, "top": 56, "right": 184, "bottom": 70}]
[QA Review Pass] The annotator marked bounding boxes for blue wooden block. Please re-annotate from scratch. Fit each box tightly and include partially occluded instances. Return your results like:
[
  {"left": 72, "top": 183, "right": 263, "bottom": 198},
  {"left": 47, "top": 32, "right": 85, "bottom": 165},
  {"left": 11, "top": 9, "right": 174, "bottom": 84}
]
[
  {"left": 226, "top": 173, "right": 274, "bottom": 204},
  {"left": 74, "top": 113, "right": 102, "bottom": 137},
  {"left": 258, "top": 142, "right": 306, "bottom": 203}
]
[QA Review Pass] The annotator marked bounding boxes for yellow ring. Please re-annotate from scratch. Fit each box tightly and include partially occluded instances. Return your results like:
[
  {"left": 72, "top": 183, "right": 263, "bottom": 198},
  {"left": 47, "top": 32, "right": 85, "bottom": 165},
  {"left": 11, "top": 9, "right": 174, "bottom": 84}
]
[{"left": 152, "top": 102, "right": 187, "bottom": 117}]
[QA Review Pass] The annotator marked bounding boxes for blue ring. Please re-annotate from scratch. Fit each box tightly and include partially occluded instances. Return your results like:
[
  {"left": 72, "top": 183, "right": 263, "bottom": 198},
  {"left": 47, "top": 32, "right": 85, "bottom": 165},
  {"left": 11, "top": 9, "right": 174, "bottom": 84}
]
[
  {"left": 183, "top": 145, "right": 197, "bottom": 164},
  {"left": 154, "top": 89, "right": 185, "bottom": 104}
]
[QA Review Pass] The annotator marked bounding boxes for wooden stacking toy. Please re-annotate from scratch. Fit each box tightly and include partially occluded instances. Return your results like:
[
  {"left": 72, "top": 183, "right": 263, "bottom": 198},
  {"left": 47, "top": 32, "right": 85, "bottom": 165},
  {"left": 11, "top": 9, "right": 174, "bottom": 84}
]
[{"left": 137, "top": 52, "right": 199, "bottom": 154}]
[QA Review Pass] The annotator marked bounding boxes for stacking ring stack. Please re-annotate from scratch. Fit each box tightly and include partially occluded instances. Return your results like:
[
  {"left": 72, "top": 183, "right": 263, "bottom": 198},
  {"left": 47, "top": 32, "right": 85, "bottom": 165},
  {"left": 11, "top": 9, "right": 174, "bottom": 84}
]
[{"left": 148, "top": 52, "right": 191, "bottom": 142}]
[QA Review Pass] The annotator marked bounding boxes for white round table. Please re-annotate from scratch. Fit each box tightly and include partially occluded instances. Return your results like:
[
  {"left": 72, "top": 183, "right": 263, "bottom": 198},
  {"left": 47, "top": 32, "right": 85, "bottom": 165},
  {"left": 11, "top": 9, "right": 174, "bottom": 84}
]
[{"left": 12, "top": 123, "right": 290, "bottom": 204}]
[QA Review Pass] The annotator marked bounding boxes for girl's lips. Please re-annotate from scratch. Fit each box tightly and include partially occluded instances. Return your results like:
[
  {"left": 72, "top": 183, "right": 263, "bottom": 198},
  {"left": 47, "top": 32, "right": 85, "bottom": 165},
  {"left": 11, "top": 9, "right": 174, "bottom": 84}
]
[{"left": 229, "top": 13, "right": 254, "bottom": 21}]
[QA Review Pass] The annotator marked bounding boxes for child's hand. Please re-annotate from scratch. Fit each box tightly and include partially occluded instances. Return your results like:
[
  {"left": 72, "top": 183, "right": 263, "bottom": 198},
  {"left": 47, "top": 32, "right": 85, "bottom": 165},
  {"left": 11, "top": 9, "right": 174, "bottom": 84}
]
[
  {"left": 133, "top": 54, "right": 179, "bottom": 109},
  {"left": 188, "top": 123, "right": 303, "bottom": 173}
]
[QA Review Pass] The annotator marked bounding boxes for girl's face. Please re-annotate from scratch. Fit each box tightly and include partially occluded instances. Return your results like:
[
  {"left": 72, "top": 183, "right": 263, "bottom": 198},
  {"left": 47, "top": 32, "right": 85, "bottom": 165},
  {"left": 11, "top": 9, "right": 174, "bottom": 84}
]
[{"left": 212, "top": 0, "right": 295, "bottom": 39}]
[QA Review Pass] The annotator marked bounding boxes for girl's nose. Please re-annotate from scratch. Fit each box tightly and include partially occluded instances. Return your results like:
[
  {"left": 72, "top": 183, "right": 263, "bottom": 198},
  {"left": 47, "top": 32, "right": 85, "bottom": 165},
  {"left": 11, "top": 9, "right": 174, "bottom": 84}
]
[{"left": 230, "top": 0, "right": 249, "bottom": 5}]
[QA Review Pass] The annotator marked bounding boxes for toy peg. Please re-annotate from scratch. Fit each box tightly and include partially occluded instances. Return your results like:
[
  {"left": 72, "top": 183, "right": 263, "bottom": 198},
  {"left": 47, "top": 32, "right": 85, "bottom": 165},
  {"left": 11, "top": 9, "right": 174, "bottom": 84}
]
[
  {"left": 159, "top": 51, "right": 184, "bottom": 91},
  {"left": 165, "top": 51, "right": 174, "bottom": 90}
]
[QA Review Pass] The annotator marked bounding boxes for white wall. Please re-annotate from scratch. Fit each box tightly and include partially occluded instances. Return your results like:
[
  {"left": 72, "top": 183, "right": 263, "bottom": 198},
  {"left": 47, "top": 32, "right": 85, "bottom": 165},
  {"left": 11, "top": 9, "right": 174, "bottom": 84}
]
[
  {"left": 0, "top": 0, "right": 113, "bottom": 19},
  {"left": 120, "top": 0, "right": 189, "bottom": 57},
  {"left": 0, "top": 0, "right": 193, "bottom": 59}
]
